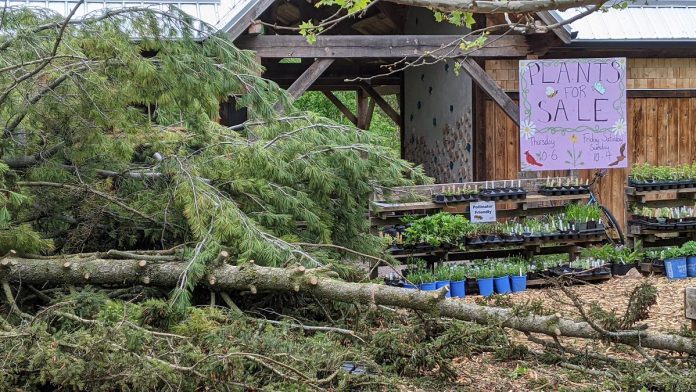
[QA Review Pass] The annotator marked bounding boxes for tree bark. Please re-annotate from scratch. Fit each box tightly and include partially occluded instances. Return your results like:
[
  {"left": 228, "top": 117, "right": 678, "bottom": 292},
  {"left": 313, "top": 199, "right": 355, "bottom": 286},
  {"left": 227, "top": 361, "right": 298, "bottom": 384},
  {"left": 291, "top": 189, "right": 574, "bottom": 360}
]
[{"left": 3, "top": 256, "right": 694, "bottom": 354}]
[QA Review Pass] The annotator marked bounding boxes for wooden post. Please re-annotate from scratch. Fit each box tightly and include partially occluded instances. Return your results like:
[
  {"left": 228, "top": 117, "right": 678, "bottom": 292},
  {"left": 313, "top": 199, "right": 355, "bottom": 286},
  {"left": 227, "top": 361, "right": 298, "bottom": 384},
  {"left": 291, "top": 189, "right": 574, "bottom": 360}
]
[
  {"left": 685, "top": 287, "right": 696, "bottom": 330},
  {"left": 359, "top": 82, "right": 401, "bottom": 125},
  {"left": 356, "top": 89, "right": 372, "bottom": 129}
]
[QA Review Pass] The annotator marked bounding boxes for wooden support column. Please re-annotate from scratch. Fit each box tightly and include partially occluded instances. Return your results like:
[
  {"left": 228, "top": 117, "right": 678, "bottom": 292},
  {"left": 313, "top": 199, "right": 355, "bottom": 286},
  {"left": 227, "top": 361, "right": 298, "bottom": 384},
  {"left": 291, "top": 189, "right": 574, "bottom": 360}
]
[
  {"left": 460, "top": 57, "right": 519, "bottom": 126},
  {"left": 472, "top": 66, "right": 487, "bottom": 181},
  {"left": 322, "top": 91, "right": 358, "bottom": 126},
  {"left": 359, "top": 82, "right": 401, "bottom": 125},
  {"left": 356, "top": 89, "right": 374, "bottom": 130},
  {"left": 286, "top": 59, "right": 335, "bottom": 99}
]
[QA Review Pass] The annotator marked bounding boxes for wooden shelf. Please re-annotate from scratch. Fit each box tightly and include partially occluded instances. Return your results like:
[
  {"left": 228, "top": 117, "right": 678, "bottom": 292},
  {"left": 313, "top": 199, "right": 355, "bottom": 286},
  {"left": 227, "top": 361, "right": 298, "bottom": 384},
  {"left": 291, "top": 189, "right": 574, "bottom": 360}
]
[
  {"left": 625, "top": 185, "right": 696, "bottom": 248},
  {"left": 388, "top": 233, "right": 606, "bottom": 261},
  {"left": 371, "top": 192, "right": 589, "bottom": 224}
]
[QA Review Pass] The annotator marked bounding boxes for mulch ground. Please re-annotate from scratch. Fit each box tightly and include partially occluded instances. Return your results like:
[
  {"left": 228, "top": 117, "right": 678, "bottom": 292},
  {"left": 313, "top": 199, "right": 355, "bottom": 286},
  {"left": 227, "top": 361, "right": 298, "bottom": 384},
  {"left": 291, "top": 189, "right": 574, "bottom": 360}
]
[
  {"left": 445, "top": 272, "right": 694, "bottom": 391},
  {"left": 463, "top": 271, "right": 693, "bottom": 333}
]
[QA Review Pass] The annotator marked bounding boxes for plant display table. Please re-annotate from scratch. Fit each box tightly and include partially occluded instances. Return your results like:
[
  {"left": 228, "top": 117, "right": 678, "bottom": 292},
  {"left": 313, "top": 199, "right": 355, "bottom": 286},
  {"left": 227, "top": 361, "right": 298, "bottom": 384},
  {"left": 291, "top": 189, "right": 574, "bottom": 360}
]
[{"left": 369, "top": 177, "right": 611, "bottom": 277}]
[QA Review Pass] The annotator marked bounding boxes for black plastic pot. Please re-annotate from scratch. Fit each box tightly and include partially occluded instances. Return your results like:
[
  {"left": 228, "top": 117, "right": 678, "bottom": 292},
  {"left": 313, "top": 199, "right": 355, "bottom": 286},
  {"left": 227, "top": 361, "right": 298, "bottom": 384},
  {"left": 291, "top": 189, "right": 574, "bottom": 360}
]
[
  {"left": 466, "top": 278, "right": 479, "bottom": 295},
  {"left": 611, "top": 263, "right": 639, "bottom": 276}
]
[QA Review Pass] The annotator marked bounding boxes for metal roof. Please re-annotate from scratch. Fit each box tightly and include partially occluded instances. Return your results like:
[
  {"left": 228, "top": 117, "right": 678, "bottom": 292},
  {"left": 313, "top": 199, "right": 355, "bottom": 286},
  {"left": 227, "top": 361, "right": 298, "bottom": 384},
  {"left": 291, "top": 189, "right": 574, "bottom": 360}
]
[
  {"left": 4, "top": 0, "right": 258, "bottom": 32},
  {"left": 552, "top": 5, "right": 696, "bottom": 40}
]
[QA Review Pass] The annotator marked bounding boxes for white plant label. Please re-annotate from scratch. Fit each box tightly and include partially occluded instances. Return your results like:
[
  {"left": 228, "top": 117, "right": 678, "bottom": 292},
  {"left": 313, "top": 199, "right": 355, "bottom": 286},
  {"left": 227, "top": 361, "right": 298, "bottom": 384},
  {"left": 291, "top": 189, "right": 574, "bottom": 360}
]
[{"left": 470, "top": 201, "right": 496, "bottom": 223}]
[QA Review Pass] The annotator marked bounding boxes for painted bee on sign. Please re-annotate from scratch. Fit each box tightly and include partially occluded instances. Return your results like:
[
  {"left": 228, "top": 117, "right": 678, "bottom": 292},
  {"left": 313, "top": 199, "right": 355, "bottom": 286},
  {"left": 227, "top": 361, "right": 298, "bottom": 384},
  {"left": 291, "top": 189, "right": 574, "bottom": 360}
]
[{"left": 545, "top": 87, "right": 557, "bottom": 98}]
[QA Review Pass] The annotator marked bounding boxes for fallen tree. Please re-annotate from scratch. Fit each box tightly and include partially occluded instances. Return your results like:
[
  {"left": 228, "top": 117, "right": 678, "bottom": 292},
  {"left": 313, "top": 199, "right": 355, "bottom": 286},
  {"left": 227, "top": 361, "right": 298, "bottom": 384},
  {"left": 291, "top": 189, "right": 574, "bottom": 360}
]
[{"left": 4, "top": 254, "right": 695, "bottom": 355}]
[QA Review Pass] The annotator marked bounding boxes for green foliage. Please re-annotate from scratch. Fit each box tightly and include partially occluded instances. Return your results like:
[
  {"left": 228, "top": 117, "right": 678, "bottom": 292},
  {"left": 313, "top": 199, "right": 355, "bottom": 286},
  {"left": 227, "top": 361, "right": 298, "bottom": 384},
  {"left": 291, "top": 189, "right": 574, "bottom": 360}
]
[
  {"left": 403, "top": 212, "right": 472, "bottom": 247},
  {"left": 662, "top": 247, "right": 685, "bottom": 260},
  {"left": 0, "top": 7, "right": 430, "bottom": 305},
  {"left": 581, "top": 244, "right": 642, "bottom": 265},
  {"left": 630, "top": 162, "right": 696, "bottom": 182},
  {"left": 294, "top": 90, "right": 400, "bottom": 154},
  {"left": 369, "top": 318, "right": 508, "bottom": 379},
  {"left": 682, "top": 241, "right": 696, "bottom": 257},
  {"left": 565, "top": 203, "right": 602, "bottom": 223}
]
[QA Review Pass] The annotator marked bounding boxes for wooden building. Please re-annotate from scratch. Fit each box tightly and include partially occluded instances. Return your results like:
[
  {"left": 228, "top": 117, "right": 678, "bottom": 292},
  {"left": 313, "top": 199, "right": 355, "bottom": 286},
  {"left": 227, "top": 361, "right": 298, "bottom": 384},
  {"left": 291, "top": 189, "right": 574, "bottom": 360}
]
[
  {"left": 16, "top": 0, "right": 696, "bottom": 227},
  {"left": 480, "top": 4, "right": 696, "bottom": 226}
]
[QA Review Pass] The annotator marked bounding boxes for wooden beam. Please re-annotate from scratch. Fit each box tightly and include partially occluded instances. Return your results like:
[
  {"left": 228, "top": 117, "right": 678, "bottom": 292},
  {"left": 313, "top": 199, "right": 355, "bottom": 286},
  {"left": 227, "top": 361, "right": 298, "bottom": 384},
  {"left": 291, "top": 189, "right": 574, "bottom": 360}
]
[
  {"left": 536, "top": 11, "right": 572, "bottom": 44},
  {"left": 286, "top": 59, "right": 335, "bottom": 99},
  {"left": 322, "top": 91, "right": 358, "bottom": 126},
  {"left": 359, "top": 82, "right": 401, "bottom": 125},
  {"left": 237, "top": 35, "right": 529, "bottom": 58},
  {"left": 460, "top": 57, "right": 519, "bottom": 126},
  {"left": 226, "top": 0, "right": 276, "bottom": 40}
]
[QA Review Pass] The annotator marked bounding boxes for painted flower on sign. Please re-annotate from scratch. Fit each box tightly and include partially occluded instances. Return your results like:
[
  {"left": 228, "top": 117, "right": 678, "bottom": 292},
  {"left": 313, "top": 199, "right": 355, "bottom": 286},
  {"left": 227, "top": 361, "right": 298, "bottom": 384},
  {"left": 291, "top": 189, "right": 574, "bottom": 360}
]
[
  {"left": 612, "top": 118, "right": 626, "bottom": 136},
  {"left": 569, "top": 134, "right": 578, "bottom": 144},
  {"left": 520, "top": 120, "right": 536, "bottom": 140}
]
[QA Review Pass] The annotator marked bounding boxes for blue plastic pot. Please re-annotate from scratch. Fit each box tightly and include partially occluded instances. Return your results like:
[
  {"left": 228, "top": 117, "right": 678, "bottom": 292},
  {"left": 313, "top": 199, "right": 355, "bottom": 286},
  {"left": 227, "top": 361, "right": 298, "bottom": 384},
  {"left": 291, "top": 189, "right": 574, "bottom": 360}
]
[
  {"left": 420, "top": 282, "right": 437, "bottom": 291},
  {"left": 494, "top": 275, "right": 511, "bottom": 294},
  {"left": 510, "top": 275, "right": 527, "bottom": 293},
  {"left": 403, "top": 283, "right": 418, "bottom": 290},
  {"left": 687, "top": 256, "right": 696, "bottom": 277},
  {"left": 449, "top": 280, "right": 466, "bottom": 298},
  {"left": 435, "top": 280, "right": 451, "bottom": 298},
  {"left": 477, "top": 278, "right": 494, "bottom": 297},
  {"left": 665, "top": 257, "right": 688, "bottom": 279}
]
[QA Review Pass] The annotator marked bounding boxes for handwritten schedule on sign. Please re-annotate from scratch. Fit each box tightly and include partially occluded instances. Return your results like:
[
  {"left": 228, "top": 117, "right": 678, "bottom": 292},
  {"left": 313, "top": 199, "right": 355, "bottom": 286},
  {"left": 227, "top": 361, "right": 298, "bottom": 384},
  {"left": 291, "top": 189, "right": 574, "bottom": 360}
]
[{"left": 518, "top": 58, "right": 627, "bottom": 171}]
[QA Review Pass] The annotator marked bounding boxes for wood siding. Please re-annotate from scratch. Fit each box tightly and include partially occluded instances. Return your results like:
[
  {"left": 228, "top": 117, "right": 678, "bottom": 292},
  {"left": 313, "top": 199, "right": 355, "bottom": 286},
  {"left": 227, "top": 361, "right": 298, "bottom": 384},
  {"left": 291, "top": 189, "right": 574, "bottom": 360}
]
[
  {"left": 482, "top": 97, "right": 696, "bottom": 227},
  {"left": 485, "top": 58, "right": 696, "bottom": 91},
  {"left": 479, "top": 58, "right": 696, "bottom": 227}
]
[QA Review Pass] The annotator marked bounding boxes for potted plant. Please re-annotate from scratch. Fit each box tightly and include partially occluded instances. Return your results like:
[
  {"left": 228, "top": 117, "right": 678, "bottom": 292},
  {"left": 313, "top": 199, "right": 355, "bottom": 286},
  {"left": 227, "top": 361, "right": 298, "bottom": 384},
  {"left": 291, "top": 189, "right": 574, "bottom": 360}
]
[
  {"left": 662, "top": 247, "right": 688, "bottom": 280},
  {"left": 681, "top": 241, "right": 696, "bottom": 277},
  {"left": 509, "top": 261, "right": 528, "bottom": 293},
  {"left": 475, "top": 265, "right": 495, "bottom": 297},
  {"left": 616, "top": 244, "right": 643, "bottom": 276},
  {"left": 434, "top": 266, "right": 452, "bottom": 298},
  {"left": 492, "top": 263, "right": 511, "bottom": 294},
  {"left": 449, "top": 266, "right": 467, "bottom": 298}
]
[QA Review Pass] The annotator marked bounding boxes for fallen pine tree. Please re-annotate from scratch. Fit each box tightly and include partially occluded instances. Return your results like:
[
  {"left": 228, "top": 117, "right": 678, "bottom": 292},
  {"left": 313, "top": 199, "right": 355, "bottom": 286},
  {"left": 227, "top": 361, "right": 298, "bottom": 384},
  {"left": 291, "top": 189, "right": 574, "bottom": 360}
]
[{"left": 3, "top": 252, "right": 696, "bottom": 355}]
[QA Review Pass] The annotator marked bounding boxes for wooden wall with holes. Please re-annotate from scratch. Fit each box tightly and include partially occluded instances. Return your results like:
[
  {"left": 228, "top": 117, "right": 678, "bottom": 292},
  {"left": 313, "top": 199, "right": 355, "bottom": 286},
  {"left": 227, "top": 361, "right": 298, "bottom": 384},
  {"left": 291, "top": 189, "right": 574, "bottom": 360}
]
[{"left": 475, "top": 58, "right": 696, "bottom": 228}]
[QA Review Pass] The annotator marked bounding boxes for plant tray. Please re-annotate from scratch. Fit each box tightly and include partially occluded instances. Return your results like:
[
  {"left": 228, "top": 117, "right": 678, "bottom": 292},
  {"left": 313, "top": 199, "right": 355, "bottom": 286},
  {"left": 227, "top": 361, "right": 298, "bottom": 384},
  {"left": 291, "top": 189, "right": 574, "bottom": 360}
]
[
  {"left": 538, "top": 185, "right": 590, "bottom": 196},
  {"left": 478, "top": 187, "right": 527, "bottom": 201},
  {"left": 629, "top": 219, "right": 688, "bottom": 230},
  {"left": 628, "top": 179, "right": 695, "bottom": 191},
  {"left": 432, "top": 193, "right": 479, "bottom": 204}
]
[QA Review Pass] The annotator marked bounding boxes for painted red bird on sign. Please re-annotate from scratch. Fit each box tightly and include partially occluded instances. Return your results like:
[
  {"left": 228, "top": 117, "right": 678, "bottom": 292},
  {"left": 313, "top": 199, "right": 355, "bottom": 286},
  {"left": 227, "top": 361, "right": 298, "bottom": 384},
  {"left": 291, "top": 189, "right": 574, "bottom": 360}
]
[{"left": 524, "top": 151, "right": 543, "bottom": 167}]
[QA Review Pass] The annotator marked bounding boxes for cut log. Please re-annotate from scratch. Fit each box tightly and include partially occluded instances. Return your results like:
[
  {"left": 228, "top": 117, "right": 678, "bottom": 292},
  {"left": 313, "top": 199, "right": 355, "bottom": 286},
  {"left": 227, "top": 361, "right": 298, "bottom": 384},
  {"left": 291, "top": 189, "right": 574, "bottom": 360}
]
[{"left": 4, "top": 256, "right": 695, "bottom": 354}]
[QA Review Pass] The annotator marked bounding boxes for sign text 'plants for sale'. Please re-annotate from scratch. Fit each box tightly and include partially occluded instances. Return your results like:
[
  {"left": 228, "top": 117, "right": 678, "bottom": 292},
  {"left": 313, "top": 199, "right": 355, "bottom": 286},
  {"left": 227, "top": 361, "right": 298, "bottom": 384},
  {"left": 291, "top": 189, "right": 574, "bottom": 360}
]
[{"left": 519, "top": 58, "right": 628, "bottom": 171}]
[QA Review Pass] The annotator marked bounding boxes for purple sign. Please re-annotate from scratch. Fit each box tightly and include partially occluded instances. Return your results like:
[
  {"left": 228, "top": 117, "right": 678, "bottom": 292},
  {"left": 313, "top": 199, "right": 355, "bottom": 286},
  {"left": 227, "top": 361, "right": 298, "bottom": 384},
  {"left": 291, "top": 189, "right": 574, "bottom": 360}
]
[{"left": 519, "top": 58, "right": 627, "bottom": 171}]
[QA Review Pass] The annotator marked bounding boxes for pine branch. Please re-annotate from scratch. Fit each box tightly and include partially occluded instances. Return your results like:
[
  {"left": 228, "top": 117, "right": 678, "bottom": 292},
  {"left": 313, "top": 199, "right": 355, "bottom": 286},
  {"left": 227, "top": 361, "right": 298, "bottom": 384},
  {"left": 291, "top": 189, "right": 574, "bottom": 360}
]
[{"left": 17, "top": 181, "right": 164, "bottom": 228}]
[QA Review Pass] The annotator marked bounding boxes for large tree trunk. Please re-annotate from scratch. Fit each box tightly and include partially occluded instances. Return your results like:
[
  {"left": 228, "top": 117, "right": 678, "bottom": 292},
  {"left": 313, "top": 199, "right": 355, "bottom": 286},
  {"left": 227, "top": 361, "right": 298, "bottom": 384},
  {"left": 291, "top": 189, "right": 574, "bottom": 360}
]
[{"left": 4, "top": 255, "right": 694, "bottom": 354}]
